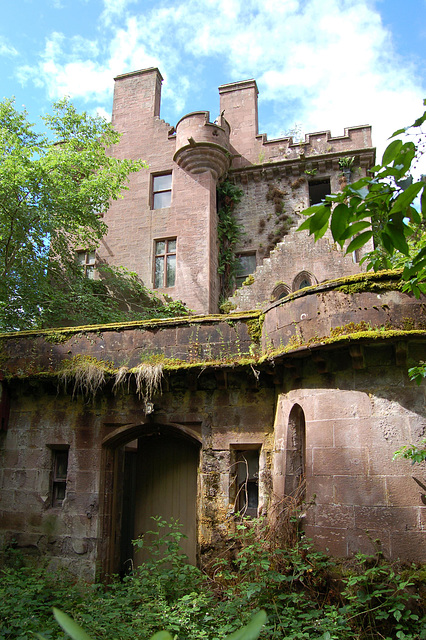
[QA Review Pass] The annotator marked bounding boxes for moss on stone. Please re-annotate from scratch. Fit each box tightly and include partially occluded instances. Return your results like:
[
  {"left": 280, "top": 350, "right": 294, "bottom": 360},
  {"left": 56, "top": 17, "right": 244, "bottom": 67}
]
[
  {"left": 242, "top": 274, "right": 255, "bottom": 286},
  {"left": 246, "top": 314, "right": 265, "bottom": 344}
]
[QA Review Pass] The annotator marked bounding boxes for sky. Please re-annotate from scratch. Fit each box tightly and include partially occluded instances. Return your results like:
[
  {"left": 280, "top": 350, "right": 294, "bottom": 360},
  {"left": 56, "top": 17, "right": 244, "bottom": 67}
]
[{"left": 1, "top": 0, "right": 425, "bottom": 160}]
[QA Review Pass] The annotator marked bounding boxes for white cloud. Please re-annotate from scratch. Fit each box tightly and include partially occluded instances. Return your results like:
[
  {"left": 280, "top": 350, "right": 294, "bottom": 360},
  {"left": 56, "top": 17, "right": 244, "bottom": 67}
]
[
  {"left": 0, "top": 37, "right": 18, "bottom": 58},
  {"left": 14, "top": 0, "right": 425, "bottom": 157}
]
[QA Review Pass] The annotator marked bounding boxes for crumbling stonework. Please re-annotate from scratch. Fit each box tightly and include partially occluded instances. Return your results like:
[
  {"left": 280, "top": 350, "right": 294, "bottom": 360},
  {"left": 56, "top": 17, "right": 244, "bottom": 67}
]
[{"left": 0, "top": 70, "right": 424, "bottom": 578}]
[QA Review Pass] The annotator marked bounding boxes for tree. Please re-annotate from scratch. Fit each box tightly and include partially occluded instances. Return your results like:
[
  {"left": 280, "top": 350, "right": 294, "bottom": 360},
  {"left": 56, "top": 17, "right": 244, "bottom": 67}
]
[
  {"left": 299, "top": 100, "right": 426, "bottom": 387},
  {"left": 0, "top": 98, "right": 187, "bottom": 331},
  {"left": 299, "top": 100, "right": 426, "bottom": 296}
]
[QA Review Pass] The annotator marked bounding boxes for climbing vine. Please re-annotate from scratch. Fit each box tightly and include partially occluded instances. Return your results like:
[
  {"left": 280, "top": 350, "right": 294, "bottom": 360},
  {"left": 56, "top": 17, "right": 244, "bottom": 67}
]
[{"left": 217, "top": 180, "right": 244, "bottom": 302}]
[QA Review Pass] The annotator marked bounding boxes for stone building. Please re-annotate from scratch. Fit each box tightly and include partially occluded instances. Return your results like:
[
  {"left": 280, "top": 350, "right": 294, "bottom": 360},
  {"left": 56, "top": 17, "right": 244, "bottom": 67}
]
[{"left": 0, "top": 69, "right": 425, "bottom": 579}]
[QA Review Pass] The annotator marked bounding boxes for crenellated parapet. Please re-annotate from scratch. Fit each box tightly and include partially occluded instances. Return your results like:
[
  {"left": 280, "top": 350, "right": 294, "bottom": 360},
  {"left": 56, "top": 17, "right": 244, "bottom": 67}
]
[{"left": 173, "top": 111, "right": 231, "bottom": 180}]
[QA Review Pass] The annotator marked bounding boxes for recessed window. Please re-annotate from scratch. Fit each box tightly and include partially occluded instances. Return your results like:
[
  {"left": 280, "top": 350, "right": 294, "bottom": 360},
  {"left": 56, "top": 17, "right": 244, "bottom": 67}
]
[
  {"left": 235, "top": 253, "right": 257, "bottom": 289},
  {"left": 308, "top": 178, "right": 330, "bottom": 205},
  {"left": 154, "top": 238, "right": 176, "bottom": 288},
  {"left": 233, "top": 448, "right": 260, "bottom": 517},
  {"left": 152, "top": 173, "right": 172, "bottom": 209},
  {"left": 51, "top": 447, "right": 69, "bottom": 507},
  {"left": 292, "top": 271, "right": 316, "bottom": 292},
  {"left": 76, "top": 250, "right": 96, "bottom": 279}
]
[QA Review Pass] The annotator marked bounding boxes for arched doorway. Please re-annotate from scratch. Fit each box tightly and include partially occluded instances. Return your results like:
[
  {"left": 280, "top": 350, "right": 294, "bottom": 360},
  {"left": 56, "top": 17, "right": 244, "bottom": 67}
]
[{"left": 100, "top": 423, "right": 201, "bottom": 576}]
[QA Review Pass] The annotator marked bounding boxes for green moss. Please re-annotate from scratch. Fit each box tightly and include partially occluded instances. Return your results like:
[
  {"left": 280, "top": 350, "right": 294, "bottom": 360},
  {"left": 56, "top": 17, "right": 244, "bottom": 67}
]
[
  {"left": 242, "top": 274, "right": 255, "bottom": 286},
  {"left": 245, "top": 314, "right": 265, "bottom": 344},
  {"left": 220, "top": 301, "right": 237, "bottom": 314},
  {"left": 44, "top": 331, "right": 74, "bottom": 344},
  {"left": 261, "top": 328, "right": 426, "bottom": 361}
]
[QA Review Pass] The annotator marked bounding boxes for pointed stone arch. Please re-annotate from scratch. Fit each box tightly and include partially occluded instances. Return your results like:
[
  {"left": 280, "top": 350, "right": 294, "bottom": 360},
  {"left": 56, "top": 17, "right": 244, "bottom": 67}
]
[
  {"left": 292, "top": 270, "right": 317, "bottom": 292},
  {"left": 284, "top": 403, "right": 306, "bottom": 498}
]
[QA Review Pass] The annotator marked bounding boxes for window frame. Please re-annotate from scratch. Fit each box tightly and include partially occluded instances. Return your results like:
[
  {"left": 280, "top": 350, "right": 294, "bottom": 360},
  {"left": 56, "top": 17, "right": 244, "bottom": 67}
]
[
  {"left": 151, "top": 172, "right": 172, "bottom": 210},
  {"left": 49, "top": 445, "right": 70, "bottom": 508},
  {"left": 235, "top": 252, "right": 257, "bottom": 289},
  {"left": 76, "top": 250, "right": 96, "bottom": 279},
  {"left": 230, "top": 445, "right": 261, "bottom": 517},
  {"left": 308, "top": 178, "right": 331, "bottom": 206},
  {"left": 154, "top": 237, "right": 177, "bottom": 288}
]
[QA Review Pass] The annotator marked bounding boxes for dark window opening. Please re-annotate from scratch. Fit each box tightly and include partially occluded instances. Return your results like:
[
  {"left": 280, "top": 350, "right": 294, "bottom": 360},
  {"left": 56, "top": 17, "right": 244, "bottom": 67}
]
[
  {"left": 152, "top": 173, "right": 172, "bottom": 209},
  {"left": 51, "top": 447, "right": 69, "bottom": 507},
  {"left": 233, "top": 448, "right": 260, "bottom": 517},
  {"left": 154, "top": 238, "right": 176, "bottom": 288},
  {"left": 308, "top": 179, "right": 331, "bottom": 205},
  {"left": 299, "top": 278, "right": 311, "bottom": 289},
  {"left": 235, "top": 253, "right": 256, "bottom": 289}
]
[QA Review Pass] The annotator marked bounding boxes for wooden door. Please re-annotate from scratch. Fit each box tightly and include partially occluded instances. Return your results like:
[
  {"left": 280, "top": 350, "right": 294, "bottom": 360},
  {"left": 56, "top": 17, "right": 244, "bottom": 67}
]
[{"left": 133, "top": 434, "right": 199, "bottom": 565}]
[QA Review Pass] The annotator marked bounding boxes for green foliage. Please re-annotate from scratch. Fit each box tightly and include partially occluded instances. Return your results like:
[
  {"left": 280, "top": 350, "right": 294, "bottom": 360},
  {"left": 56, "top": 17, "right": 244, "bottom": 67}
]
[
  {"left": 393, "top": 438, "right": 426, "bottom": 464},
  {"left": 217, "top": 181, "right": 244, "bottom": 300},
  {"left": 408, "top": 360, "right": 426, "bottom": 386},
  {"left": 299, "top": 101, "right": 426, "bottom": 297},
  {"left": 0, "top": 98, "right": 166, "bottom": 331},
  {"left": 1, "top": 519, "right": 425, "bottom": 640}
]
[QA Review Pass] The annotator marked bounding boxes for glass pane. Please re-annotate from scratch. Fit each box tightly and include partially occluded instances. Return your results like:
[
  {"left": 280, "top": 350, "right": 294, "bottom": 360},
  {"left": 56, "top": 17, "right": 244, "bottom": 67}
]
[
  {"left": 55, "top": 451, "right": 68, "bottom": 479},
  {"left": 86, "top": 265, "right": 95, "bottom": 280},
  {"left": 299, "top": 279, "right": 311, "bottom": 289},
  {"left": 76, "top": 252, "right": 86, "bottom": 265},
  {"left": 166, "top": 254, "right": 176, "bottom": 287},
  {"left": 155, "top": 256, "right": 164, "bottom": 288},
  {"left": 153, "top": 174, "right": 172, "bottom": 191},
  {"left": 54, "top": 482, "right": 66, "bottom": 503},
  {"left": 153, "top": 190, "right": 171, "bottom": 209},
  {"left": 155, "top": 241, "right": 165, "bottom": 255},
  {"left": 236, "top": 254, "right": 256, "bottom": 277},
  {"left": 87, "top": 251, "right": 96, "bottom": 264},
  {"left": 167, "top": 239, "right": 176, "bottom": 252}
]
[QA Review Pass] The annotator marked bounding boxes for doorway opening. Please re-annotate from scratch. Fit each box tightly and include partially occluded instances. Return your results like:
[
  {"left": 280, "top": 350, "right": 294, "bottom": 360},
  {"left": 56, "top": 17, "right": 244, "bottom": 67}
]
[{"left": 100, "top": 423, "right": 201, "bottom": 577}]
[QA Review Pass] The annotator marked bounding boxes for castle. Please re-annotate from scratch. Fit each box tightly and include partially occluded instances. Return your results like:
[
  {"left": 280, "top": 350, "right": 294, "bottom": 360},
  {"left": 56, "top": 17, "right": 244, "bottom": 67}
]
[{"left": 0, "top": 69, "right": 424, "bottom": 579}]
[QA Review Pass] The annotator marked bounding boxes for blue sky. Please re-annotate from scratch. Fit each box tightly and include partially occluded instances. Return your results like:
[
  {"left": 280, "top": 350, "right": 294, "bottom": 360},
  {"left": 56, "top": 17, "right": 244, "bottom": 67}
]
[{"left": 1, "top": 0, "right": 425, "bottom": 159}]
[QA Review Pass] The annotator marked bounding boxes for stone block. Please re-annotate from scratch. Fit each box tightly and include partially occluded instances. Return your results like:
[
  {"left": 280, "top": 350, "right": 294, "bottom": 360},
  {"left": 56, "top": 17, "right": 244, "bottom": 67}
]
[
  {"left": 333, "top": 476, "right": 387, "bottom": 506},
  {"left": 313, "top": 447, "right": 368, "bottom": 476}
]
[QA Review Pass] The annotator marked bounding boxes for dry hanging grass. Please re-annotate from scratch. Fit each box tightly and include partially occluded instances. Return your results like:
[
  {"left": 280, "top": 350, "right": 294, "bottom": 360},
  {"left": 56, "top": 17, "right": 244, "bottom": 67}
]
[
  {"left": 134, "top": 363, "right": 163, "bottom": 408},
  {"left": 58, "top": 356, "right": 107, "bottom": 399}
]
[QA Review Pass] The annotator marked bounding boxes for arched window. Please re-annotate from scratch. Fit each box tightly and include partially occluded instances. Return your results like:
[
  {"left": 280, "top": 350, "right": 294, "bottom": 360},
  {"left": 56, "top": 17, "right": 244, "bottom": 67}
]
[
  {"left": 292, "top": 271, "right": 316, "bottom": 292},
  {"left": 271, "top": 282, "right": 291, "bottom": 302},
  {"left": 284, "top": 404, "right": 306, "bottom": 498}
]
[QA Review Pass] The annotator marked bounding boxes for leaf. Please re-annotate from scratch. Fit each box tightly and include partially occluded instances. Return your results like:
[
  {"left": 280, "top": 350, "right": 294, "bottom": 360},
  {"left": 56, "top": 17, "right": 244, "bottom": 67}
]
[
  {"left": 225, "top": 610, "right": 268, "bottom": 640},
  {"left": 339, "top": 221, "right": 371, "bottom": 242},
  {"left": 390, "top": 182, "right": 424, "bottom": 214},
  {"left": 346, "top": 230, "right": 373, "bottom": 254},
  {"left": 53, "top": 609, "right": 93, "bottom": 640},
  {"left": 330, "top": 203, "right": 350, "bottom": 242},
  {"left": 382, "top": 139, "right": 402, "bottom": 165},
  {"left": 384, "top": 223, "right": 410, "bottom": 255},
  {"left": 150, "top": 633, "right": 174, "bottom": 640}
]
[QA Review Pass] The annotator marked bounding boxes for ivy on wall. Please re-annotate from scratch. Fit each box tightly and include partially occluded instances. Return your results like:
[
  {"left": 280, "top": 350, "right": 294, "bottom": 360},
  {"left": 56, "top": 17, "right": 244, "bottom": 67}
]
[{"left": 217, "top": 180, "right": 244, "bottom": 301}]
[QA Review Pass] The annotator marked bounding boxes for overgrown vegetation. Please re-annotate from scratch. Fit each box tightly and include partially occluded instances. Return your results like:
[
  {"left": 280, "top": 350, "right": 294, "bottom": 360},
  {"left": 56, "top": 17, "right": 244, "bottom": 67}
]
[
  {"left": 0, "top": 98, "right": 189, "bottom": 331},
  {"left": 217, "top": 181, "right": 244, "bottom": 302},
  {"left": 1, "top": 518, "right": 425, "bottom": 640}
]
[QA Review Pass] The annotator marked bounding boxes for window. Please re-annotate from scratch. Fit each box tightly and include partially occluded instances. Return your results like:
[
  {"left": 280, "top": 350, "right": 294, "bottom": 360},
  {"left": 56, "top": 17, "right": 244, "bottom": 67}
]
[
  {"left": 235, "top": 253, "right": 257, "bottom": 289},
  {"left": 292, "top": 271, "right": 316, "bottom": 292},
  {"left": 284, "top": 405, "right": 306, "bottom": 499},
  {"left": 308, "top": 178, "right": 331, "bottom": 205},
  {"left": 154, "top": 238, "right": 176, "bottom": 288},
  {"left": 232, "top": 447, "right": 260, "bottom": 517},
  {"left": 271, "top": 282, "right": 291, "bottom": 302},
  {"left": 50, "top": 447, "right": 69, "bottom": 507},
  {"left": 152, "top": 173, "right": 172, "bottom": 209},
  {"left": 76, "top": 250, "right": 96, "bottom": 279}
]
